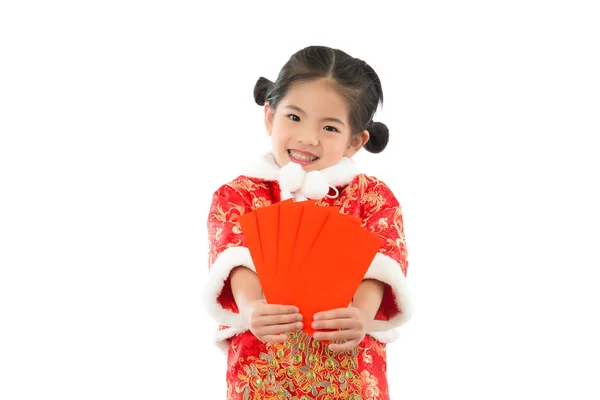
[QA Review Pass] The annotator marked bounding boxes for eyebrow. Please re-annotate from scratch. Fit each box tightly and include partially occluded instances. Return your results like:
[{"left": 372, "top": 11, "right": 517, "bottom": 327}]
[{"left": 284, "top": 105, "right": 346, "bottom": 126}]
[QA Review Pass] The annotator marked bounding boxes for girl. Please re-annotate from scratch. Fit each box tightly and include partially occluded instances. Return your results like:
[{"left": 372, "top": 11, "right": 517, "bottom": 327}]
[{"left": 202, "top": 45, "right": 412, "bottom": 400}]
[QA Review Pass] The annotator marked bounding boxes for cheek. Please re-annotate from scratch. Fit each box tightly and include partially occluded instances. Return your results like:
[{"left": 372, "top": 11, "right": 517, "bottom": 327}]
[
  {"left": 274, "top": 121, "right": 294, "bottom": 140},
  {"left": 271, "top": 124, "right": 290, "bottom": 148},
  {"left": 326, "top": 136, "right": 349, "bottom": 154}
]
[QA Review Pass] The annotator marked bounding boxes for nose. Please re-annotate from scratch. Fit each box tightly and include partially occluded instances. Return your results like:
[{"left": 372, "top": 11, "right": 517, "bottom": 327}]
[{"left": 297, "top": 128, "right": 319, "bottom": 146}]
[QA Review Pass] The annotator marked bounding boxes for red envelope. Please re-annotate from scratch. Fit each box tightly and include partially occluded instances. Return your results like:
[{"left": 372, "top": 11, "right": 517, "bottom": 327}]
[
  {"left": 254, "top": 203, "right": 280, "bottom": 302},
  {"left": 277, "top": 200, "right": 304, "bottom": 304},
  {"left": 238, "top": 211, "right": 273, "bottom": 302},
  {"left": 297, "top": 212, "right": 384, "bottom": 335},
  {"left": 286, "top": 204, "right": 332, "bottom": 278},
  {"left": 239, "top": 201, "right": 384, "bottom": 339}
]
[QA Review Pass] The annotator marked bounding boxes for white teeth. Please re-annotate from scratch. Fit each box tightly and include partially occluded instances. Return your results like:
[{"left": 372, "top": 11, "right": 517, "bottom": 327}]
[{"left": 289, "top": 150, "right": 318, "bottom": 162}]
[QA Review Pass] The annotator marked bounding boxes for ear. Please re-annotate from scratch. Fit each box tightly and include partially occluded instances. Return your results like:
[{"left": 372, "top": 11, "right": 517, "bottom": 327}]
[
  {"left": 264, "top": 102, "right": 275, "bottom": 136},
  {"left": 344, "top": 130, "right": 370, "bottom": 158}
]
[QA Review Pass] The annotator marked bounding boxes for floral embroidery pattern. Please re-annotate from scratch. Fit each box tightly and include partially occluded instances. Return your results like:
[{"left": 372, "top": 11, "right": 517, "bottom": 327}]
[
  {"left": 208, "top": 198, "right": 246, "bottom": 266},
  {"left": 229, "top": 178, "right": 269, "bottom": 193},
  {"left": 363, "top": 203, "right": 408, "bottom": 276},
  {"left": 251, "top": 196, "right": 271, "bottom": 210},
  {"left": 227, "top": 331, "right": 389, "bottom": 399}
]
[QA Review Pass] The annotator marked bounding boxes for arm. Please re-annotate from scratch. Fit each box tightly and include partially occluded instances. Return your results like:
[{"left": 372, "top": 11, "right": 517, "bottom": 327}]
[
  {"left": 360, "top": 178, "right": 413, "bottom": 339},
  {"left": 230, "top": 266, "right": 263, "bottom": 312},
  {"left": 352, "top": 279, "right": 385, "bottom": 326},
  {"left": 202, "top": 183, "right": 257, "bottom": 328}
]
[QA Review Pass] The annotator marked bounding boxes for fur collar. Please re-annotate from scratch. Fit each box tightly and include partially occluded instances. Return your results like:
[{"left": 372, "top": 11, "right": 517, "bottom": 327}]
[{"left": 242, "top": 153, "right": 360, "bottom": 201}]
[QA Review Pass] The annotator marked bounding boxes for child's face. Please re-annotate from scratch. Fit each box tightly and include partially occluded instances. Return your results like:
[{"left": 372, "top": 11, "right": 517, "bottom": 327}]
[{"left": 264, "top": 78, "right": 368, "bottom": 171}]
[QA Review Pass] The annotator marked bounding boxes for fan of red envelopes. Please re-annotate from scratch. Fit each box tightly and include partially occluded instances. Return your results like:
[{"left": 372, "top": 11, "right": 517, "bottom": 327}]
[{"left": 238, "top": 199, "right": 383, "bottom": 337}]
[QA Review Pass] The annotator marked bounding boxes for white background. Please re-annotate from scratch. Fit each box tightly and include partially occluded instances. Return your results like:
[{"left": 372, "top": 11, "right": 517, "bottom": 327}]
[{"left": 1, "top": 0, "right": 599, "bottom": 399}]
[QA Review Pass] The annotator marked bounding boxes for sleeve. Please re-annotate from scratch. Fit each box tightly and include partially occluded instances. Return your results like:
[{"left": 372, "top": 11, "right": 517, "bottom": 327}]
[
  {"left": 201, "top": 184, "right": 256, "bottom": 329},
  {"left": 360, "top": 178, "right": 413, "bottom": 342}
]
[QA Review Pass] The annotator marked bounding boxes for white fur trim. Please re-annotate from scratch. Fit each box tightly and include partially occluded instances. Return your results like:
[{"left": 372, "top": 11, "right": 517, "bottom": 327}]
[
  {"left": 214, "top": 326, "right": 248, "bottom": 354},
  {"left": 364, "top": 252, "right": 413, "bottom": 342},
  {"left": 367, "top": 330, "right": 401, "bottom": 343},
  {"left": 294, "top": 192, "right": 308, "bottom": 202},
  {"left": 202, "top": 246, "right": 255, "bottom": 328},
  {"left": 279, "top": 162, "right": 305, "bottom": 193},
  {"left": 241, "top": 153, "right": 280, "bottom": 181},
  {"left": 321, "top": 157, "right": 360, "bottom": 187},
  {"left": 302, "top": 170, "right": 330, "bottom": 199},
  {"left": 281, "top": 190, "right": 294, "bottom": 201},
  {"left": 242, "top": 153, "right": 360, "bottom": 201}
]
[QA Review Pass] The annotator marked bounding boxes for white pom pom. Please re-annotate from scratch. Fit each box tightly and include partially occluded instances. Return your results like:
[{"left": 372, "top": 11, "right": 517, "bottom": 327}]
[
  {"left": 279, "top": 162, "right": 305, "bottom": 193},
  {"left": 302, "top": 170, "right": 330, "bottom": 200}
]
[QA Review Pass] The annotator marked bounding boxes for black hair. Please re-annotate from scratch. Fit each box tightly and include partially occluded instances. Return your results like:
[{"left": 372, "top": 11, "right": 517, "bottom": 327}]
[{"left": 253, "top": 45, "right": 389, "bottom": 154}]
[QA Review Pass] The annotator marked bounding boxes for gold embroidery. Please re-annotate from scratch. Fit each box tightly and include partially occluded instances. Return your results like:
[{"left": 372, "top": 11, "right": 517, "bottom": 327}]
[
  {"left": 229, "top": 178, "right": 269, "bottom": 193},
  {"left": 233, "top": 331, "right": 364, "bottom": 398},
  {"left": 372, "top": 340, "right": 387, "bottom": 359},
  {"left": 208, "top": 199, "right": 246, "bottom": 266},
  {"left": 361, "top": 346, "right": 373, "bottom": 366},
  {"left": 376, "top": 217, "right": 389, "bottom": 230},
  {"left": 251, "top": 196, "right": 271, "bottom": 210},
  {"left": 360, "top": 370, "right": 381, "bottom": 399},
  {"left": 333, "top": 181, "right": 358, "bottom": 213},
  {"left": 313, "top": 199, "right": 330, "bottom": 207},
  {"left": 209, "top": 202, "right": 245, "bottom": 225},
  {"left": 360, "top": 179, "right": 387, "bottom": 215}
]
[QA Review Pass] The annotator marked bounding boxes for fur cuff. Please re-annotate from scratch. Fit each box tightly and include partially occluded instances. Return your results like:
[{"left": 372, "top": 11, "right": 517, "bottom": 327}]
[
  {"left": 214, "top": 326, "right": 248, "bottom": 354},
  {"left": 367, "top": 330, "right": 401, "bottom": 343},
  {"left": 202, "top": 246, "right": 255, "bottom": 328},
  {"left": 364, "top": 252, "right": 413, "bottom": 341}
]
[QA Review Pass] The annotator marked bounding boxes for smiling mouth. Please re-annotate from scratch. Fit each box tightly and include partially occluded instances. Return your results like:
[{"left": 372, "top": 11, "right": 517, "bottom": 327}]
[{"left": 288, "top": 149, "right": 320, "bottom": 163}]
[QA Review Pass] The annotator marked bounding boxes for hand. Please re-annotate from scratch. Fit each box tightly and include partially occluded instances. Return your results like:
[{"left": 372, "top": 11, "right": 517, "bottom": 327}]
[
  {"left": 240, "top": 299, "right": 304, "bottom": 343},
  {"left": 312, "top": 306, "right": 370, "bottom": 352}
]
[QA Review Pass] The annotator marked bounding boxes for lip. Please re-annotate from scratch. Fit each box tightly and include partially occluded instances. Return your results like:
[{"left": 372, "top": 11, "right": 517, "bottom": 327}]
[{"left": 287, "top": 149, "right": 320, "bottom": 166}]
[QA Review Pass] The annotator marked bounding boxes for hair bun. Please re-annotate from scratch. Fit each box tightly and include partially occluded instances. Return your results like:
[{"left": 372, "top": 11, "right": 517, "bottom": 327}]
[
  {"left": 364, "top": 121, "right": 389, "bottom": 153},
  {"left": 253, "top": 77, "right": 272, "bottom": 105}
]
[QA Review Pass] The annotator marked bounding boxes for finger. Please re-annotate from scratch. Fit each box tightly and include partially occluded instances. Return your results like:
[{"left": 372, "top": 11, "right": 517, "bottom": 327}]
[
  {"left": 328, "top": 339, "right": 360, "bottom": 353},
  {"left": 313, "top": 329, "right": 359, "bottom": 342},
  {"left": 255, "top": 321, "right": 303, "bottom": 336},
  {"left": 312, "top": 318, "right": 362, "bottom": 331},
  {"left": 259, "top": 304, "right": 300, "bottom": 316},
  {"left": 313, "top": 308, "right": 355, "bottom": 321},
  {"left": 254, "top": 312, "right": 302, "bottom": 327}
]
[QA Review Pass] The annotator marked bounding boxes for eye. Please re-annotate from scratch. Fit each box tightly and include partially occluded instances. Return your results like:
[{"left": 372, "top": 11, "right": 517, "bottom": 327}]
[
  {"left": 287, "top": 114, "right": 300, "bottom": 122},
  {"left": 324, "top": 126, "right": 339, "bottom": 133}
]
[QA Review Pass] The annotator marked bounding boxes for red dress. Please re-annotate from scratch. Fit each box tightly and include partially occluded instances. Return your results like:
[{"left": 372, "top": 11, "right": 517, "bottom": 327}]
[{"left": 203, "top": 154, "right": 412, "bottom": 399}]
